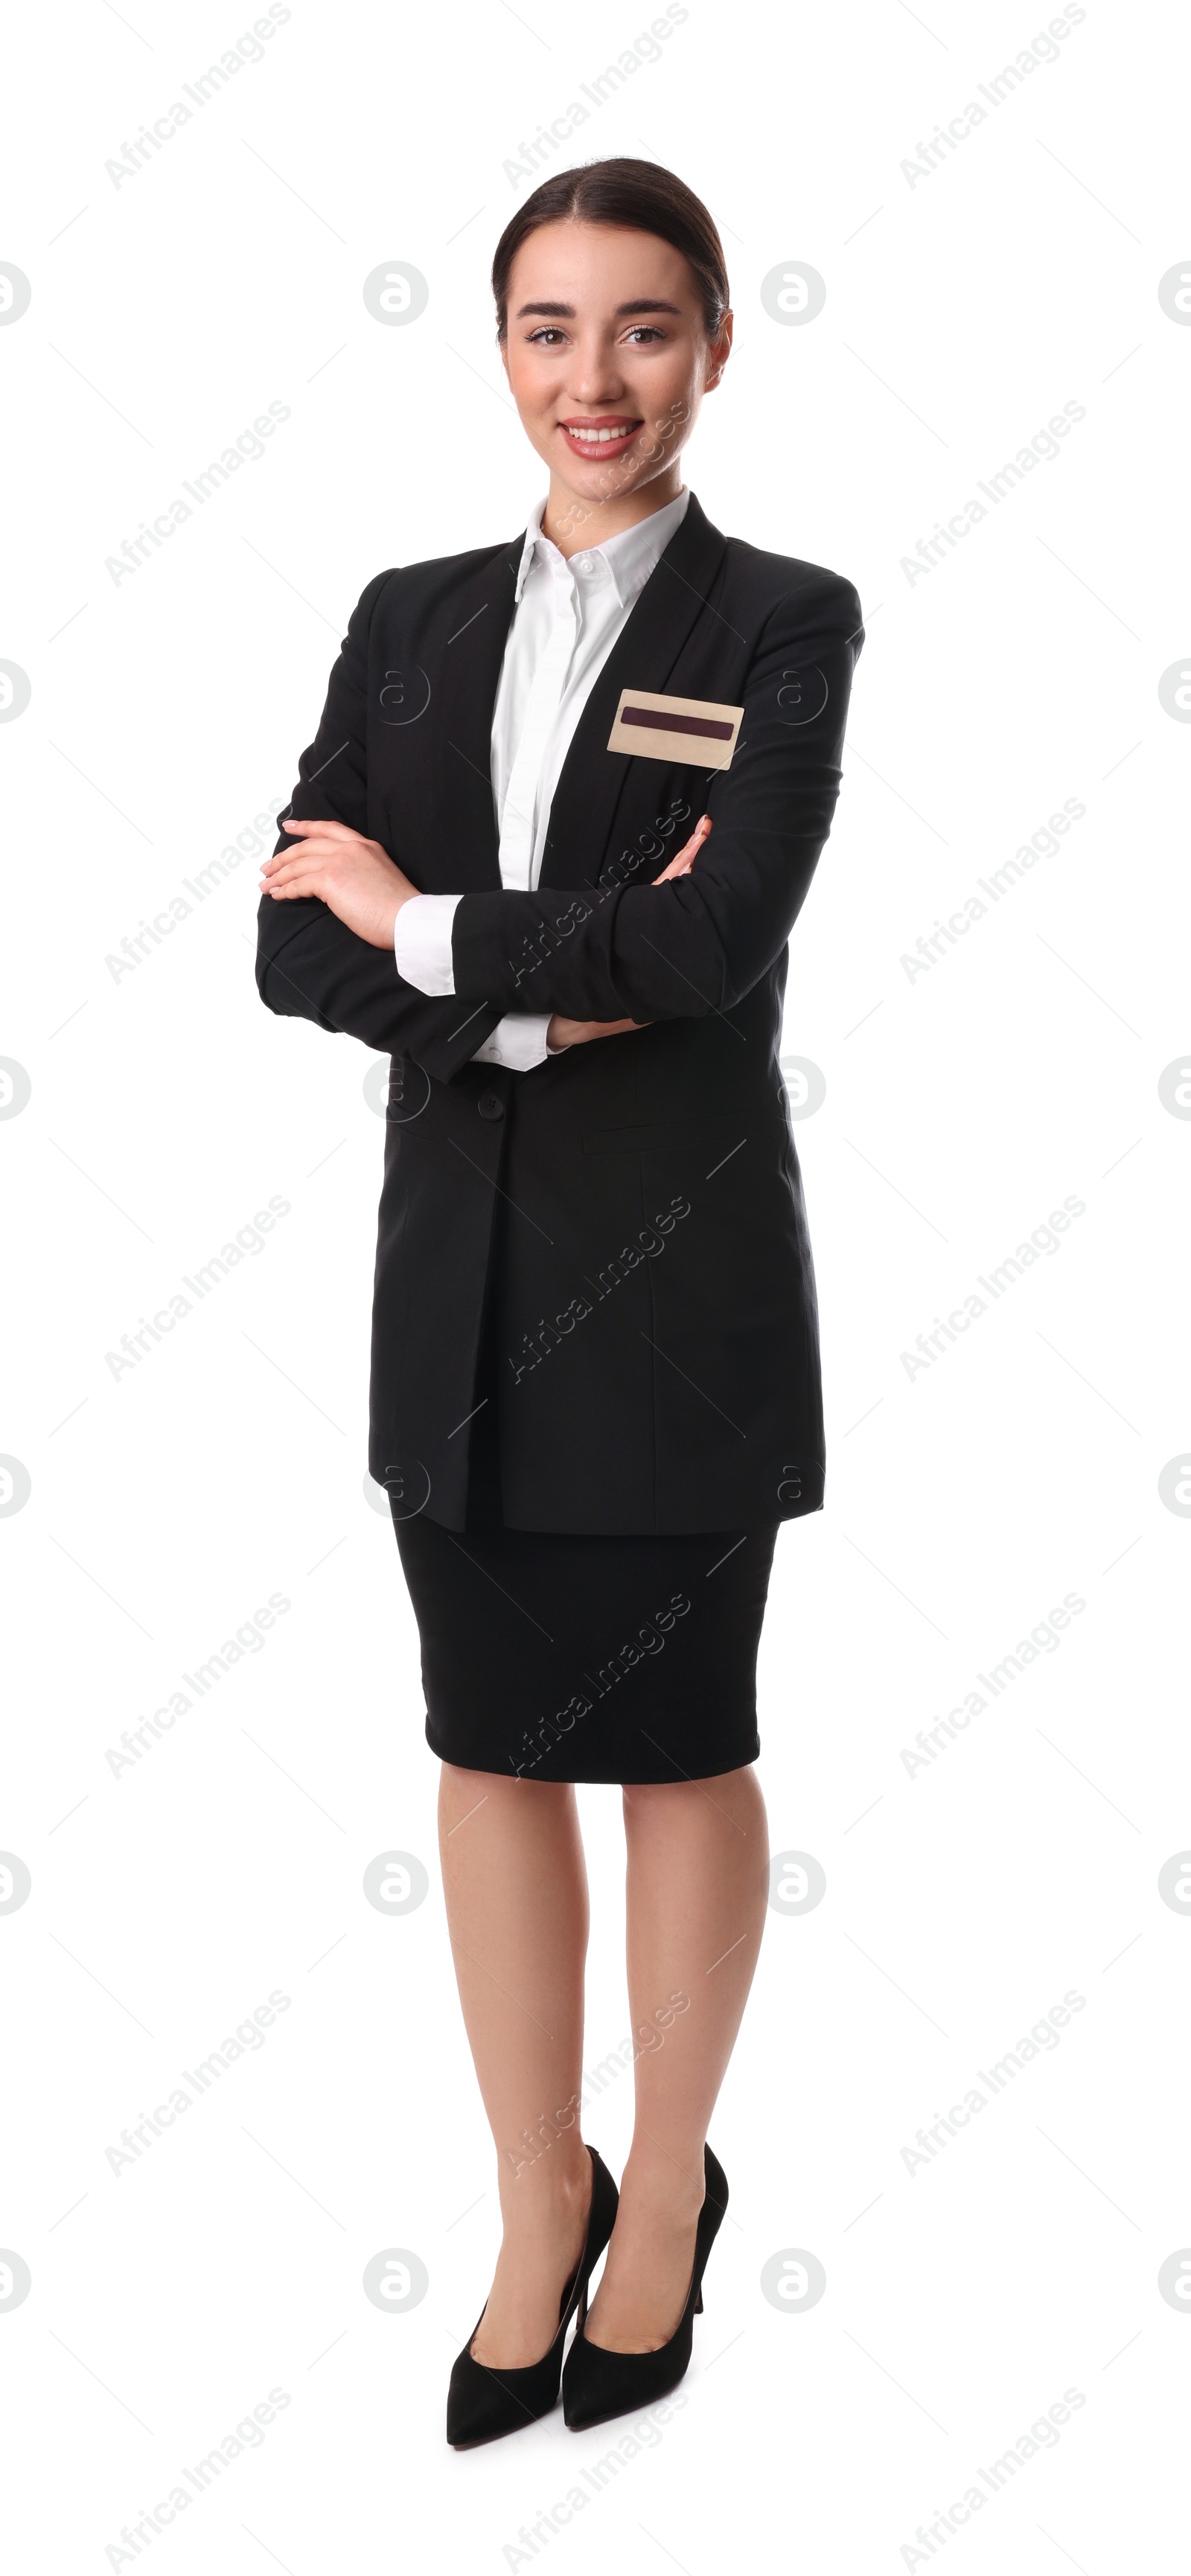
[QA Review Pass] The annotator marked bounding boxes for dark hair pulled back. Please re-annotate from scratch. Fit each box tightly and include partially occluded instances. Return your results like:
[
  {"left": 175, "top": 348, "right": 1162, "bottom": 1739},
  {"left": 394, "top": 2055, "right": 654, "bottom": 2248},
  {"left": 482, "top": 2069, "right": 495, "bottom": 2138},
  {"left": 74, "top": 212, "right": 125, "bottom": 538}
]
[{"left": 491, "top": 158, "right": 729, "bottom": 342}]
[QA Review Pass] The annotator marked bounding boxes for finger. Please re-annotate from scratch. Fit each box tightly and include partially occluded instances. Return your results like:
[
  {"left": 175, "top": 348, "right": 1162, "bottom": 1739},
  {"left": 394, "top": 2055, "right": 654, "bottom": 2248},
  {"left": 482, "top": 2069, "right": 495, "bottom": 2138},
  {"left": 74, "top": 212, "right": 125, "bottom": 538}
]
[
  {"left": 654, "top": 813, "right": 712, "bottom": 880},
  {"left": 675, "top": 814, "right": 713, "bottom": 865},
  {"left": 261, "top": 866, "right": 325, "bottom": 898},
  {"left": 261, "top": 853, "right": 325, "bottom": 884},
  {"left": 280, "top": 815, "right": 359, "bottom": 842},
  {"left": 265, "top": 839, "right": 342, "bottom": 874}
]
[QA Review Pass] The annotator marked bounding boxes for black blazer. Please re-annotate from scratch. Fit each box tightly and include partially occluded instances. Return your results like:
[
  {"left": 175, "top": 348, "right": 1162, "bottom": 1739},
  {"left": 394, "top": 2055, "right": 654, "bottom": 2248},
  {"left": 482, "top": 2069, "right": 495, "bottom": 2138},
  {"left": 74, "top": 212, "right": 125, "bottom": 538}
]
[{"left": 255, "top": 492, "right": 863, "bottom": 1534}]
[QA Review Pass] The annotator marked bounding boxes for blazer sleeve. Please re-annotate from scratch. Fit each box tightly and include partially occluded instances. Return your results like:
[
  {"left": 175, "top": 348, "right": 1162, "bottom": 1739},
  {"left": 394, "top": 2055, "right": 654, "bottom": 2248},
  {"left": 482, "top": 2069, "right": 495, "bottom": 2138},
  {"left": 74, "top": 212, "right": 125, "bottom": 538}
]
[
  {"left": 449, "top": 569, "right": 863, "bottom": 1023},
  {"left": 255, "top": 569, "right": 503, "bottom": 1081}
]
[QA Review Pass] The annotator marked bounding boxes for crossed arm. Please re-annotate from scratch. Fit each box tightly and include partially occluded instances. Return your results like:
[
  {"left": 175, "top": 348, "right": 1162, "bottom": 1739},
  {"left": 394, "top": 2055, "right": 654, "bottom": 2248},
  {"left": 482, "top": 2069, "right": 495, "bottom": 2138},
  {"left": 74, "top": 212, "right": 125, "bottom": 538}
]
[
  {"left": 255, "top": 565, "right": 861, "bottom": 1067},
  {"left": 258, "top": 813, "right": 712, "bottom": 1050}
]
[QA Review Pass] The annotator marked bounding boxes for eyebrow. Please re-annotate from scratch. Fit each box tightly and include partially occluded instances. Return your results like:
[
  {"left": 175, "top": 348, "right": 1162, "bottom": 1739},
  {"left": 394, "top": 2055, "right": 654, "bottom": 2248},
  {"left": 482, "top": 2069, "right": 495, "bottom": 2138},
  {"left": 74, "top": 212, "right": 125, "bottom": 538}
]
[{"left": 514, "top": 299, "right": 684, "bottom": 320}]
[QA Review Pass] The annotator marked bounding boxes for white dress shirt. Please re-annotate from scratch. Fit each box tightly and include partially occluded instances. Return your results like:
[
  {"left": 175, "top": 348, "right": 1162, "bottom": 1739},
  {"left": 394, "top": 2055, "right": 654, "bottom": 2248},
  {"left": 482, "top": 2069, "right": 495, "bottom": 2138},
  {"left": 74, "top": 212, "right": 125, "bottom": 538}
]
[{"left": 394, "top": 486, "right": 691, "bottom": 1070}]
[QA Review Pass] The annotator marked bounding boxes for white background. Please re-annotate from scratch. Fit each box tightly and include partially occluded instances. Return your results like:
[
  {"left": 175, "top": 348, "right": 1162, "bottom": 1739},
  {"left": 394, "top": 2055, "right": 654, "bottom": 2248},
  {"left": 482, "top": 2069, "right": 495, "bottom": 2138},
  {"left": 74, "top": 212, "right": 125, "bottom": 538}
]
[{"left": 2, "top": 0, "right": 1189, "bottom": 2568}]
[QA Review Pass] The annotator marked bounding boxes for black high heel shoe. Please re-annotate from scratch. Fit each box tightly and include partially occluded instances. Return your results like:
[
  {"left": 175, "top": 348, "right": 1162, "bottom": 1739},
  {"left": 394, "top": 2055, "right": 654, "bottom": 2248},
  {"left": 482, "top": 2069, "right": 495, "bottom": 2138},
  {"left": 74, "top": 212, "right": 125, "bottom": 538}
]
[
  {"left": 447, "top": 2145, "right": 618, "bottom": 2449},
  {"left": 561, "top": 2142, "right": 727, "bottom": 2432}
]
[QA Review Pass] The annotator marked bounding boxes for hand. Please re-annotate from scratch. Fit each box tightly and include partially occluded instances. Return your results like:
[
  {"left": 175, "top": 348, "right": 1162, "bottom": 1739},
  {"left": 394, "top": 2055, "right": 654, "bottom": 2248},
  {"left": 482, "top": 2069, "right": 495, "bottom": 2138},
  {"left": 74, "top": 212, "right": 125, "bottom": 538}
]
[
  {"left": 652, "top": 811, "right": 712, "bottom": 882},
  {"left": 544, "top": 819, "right": 712, "bottom": 1052},
  {"left": 259, "top": 817, "right": 418, "bottom": 949},
  {"left": 546, "top": 1013, "right": 647, "bottom": 1049}
]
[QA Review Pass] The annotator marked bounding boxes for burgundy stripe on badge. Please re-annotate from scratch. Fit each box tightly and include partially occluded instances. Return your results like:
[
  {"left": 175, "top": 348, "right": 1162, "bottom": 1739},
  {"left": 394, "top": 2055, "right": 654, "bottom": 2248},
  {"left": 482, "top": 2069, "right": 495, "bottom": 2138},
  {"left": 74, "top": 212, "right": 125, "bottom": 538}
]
[{"left": 622, "top": 706, "right": 735, "bottom": 741}]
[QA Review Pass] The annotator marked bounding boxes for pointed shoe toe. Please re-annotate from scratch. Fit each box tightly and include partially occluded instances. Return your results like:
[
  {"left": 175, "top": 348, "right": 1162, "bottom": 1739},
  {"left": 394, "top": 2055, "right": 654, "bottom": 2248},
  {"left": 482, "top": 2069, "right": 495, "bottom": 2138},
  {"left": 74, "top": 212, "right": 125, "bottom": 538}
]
[
  {"left": 447, "top": 2338, "right": 563, "bottom": 2450},
  {"left": 561, "top": 2313, "right": 695, "bottom": 2429},
  {"left": 446, "top": 2145, "right": 619, "bottom": 2449}
]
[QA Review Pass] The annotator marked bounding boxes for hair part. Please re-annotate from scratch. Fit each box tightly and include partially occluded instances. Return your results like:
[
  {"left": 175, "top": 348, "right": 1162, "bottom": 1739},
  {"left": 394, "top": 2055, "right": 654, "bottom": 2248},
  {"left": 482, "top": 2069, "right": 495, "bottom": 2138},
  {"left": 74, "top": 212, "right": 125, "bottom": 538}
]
[{"left": 492, "top": 158, "right": 729, "bottom": 342}]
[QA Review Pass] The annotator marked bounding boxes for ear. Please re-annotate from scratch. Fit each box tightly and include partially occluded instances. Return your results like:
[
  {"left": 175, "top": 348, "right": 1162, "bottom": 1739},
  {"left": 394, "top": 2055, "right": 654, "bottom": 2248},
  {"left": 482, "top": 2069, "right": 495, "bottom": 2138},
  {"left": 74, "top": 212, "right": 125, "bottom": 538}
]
[{"left": 703, "top": 310, "right": 734, "bottom": 393}]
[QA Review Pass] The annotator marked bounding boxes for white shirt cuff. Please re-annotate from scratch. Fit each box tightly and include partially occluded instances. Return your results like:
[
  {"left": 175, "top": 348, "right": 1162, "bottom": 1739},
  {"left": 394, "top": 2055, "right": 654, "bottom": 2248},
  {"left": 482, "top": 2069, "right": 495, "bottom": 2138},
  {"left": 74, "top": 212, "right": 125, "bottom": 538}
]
[
  {"left": 394, "top": 892, "right": 460, "bottom": 995},
  {"left": 473, "top": 1014, "right": 555, "bottom": 1073}
]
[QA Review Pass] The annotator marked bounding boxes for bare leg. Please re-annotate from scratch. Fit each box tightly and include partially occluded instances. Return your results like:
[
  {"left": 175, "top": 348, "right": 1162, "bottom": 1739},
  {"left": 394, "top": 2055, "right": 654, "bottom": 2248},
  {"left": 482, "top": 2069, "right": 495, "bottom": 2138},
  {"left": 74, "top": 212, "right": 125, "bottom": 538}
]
[
  {"left": 583, "top": 1764, "right": 769, "bottom": 2352},
  {"left": 438, "top": 1764, "right": 591, "bottom": 2366}
]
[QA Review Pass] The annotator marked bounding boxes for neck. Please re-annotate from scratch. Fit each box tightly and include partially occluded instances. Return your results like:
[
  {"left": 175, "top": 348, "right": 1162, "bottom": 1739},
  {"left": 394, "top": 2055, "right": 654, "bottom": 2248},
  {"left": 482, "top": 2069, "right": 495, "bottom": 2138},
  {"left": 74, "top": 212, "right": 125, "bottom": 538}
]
[{"left": 541, "top": 466, "right": 685, "bottom": 559}]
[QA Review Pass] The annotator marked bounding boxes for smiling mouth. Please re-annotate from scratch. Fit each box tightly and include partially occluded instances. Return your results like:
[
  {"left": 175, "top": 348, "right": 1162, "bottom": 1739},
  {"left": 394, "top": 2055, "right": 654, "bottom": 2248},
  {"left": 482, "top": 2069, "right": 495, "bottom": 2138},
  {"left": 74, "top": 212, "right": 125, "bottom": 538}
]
[{"left": 559, "top": 418, "right": 643, "bottom": 447}]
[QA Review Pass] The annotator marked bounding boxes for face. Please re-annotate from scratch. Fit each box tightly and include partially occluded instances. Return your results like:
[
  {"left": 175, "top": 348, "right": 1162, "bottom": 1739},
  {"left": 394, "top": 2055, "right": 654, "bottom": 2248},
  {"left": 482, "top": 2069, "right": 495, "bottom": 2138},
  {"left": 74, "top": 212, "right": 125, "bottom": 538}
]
[{"left": 500, "top": 220, "right": 732, "bottom": 542}]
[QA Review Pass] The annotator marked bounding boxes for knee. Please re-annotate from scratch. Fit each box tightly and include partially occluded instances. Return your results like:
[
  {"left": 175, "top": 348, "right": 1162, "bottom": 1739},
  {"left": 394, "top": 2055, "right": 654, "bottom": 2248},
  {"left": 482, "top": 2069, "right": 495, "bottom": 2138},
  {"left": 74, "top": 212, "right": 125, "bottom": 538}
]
[
  {"left": 440, "top": 1763, "right": 491, "bottom": 1791},
  {"left": 440, "top": 1762, "right": 575, "bottom": 1816},
  {"left": 622, "top": 1778, "right": 684, "bottom": 1812},
  {"left": 622, "top": 1777, "right": 704, "bottom": 1832},
  {"left": 622, "top": 1766, "right": 764, "bottom": 1836},
  {"left": 623, "top": 1766, "right": 756, "bottom": 1806}
]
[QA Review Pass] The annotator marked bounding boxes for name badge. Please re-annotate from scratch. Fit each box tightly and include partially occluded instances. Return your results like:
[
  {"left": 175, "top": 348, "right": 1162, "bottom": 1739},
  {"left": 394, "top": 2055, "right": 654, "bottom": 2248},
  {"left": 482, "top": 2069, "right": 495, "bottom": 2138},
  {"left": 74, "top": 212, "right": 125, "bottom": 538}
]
[{"left": 607, "top": 687, "right": 744, "bottom": 772}]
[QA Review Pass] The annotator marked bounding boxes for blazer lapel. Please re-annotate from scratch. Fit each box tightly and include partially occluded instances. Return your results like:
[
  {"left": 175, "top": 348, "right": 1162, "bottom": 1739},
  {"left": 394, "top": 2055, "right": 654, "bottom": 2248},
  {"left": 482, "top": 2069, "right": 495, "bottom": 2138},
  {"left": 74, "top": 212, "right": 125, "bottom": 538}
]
[
  {"left": 429, "top": 535, "right": 523, "bottom": 892},
  {"left": 537, "top": 491, "right": 730, "bottom": 892}
]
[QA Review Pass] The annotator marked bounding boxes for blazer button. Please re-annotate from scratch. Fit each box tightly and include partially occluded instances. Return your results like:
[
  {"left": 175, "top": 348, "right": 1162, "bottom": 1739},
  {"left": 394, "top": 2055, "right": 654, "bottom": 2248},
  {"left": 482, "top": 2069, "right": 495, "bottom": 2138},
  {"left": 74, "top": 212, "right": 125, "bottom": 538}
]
[{"left": 477, "top": 1090, "right": 504, "bottom": 1121}]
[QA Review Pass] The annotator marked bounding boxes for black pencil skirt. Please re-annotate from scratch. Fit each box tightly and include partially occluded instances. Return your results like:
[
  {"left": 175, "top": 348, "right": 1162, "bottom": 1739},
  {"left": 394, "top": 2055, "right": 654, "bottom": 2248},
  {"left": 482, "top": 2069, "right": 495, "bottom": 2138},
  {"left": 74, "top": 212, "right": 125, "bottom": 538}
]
[
  {"left": 392, "top": 1504, "right": 778, "bottom": 1783},
  {"left": 389, "top": 1174, "right": 779, "bottom": 1783}
]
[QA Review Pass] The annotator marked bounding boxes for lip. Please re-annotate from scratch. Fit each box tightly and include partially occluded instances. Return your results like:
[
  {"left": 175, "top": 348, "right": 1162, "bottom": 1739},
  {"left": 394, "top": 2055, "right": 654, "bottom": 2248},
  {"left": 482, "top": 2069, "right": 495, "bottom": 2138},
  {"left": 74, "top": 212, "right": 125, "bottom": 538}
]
[{"left": 558, "top": 416, "right": 644, "bottom": 462}]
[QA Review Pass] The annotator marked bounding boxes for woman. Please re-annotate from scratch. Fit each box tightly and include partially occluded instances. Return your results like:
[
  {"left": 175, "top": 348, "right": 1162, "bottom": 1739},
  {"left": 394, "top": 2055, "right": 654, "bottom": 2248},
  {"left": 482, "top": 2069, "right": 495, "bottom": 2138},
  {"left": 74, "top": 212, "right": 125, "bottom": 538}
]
[{"left": 256, "top": 159, "right": 863, "bottom": 2444}]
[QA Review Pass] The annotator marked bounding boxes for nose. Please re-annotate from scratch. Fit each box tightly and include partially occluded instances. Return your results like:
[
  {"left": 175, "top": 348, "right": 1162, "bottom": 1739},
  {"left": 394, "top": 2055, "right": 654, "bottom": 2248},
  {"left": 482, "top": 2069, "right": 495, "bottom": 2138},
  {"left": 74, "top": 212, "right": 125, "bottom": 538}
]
[{"left": 561, "top": 331, "right": 629, "bottom": 409}]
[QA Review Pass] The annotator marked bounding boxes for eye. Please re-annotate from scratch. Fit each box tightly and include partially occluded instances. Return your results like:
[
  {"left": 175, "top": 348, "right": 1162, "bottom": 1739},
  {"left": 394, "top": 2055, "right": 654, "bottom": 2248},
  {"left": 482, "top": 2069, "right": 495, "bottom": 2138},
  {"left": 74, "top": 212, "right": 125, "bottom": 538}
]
[
  {"left": 527, "top": 327, "right": 568, "bottom": 346},
  {"left": 623, "top": 325, "right": 666, "bottom": 344}
]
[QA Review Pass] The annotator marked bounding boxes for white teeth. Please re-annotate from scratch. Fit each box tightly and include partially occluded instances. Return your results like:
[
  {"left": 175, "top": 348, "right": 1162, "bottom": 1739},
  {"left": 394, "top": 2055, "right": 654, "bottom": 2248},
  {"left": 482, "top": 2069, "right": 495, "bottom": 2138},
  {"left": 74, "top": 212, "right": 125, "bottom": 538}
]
[{"left": 565, "top": 424, "right": 633, "bottom": 443}]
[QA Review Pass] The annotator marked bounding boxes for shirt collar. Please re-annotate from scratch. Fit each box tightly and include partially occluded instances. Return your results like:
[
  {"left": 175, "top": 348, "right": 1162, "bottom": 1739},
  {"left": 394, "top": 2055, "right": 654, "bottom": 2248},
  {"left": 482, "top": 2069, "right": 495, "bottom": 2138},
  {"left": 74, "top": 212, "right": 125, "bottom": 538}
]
[{"left": 513, "top": 486, "right": 691, "bottom": 607}]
